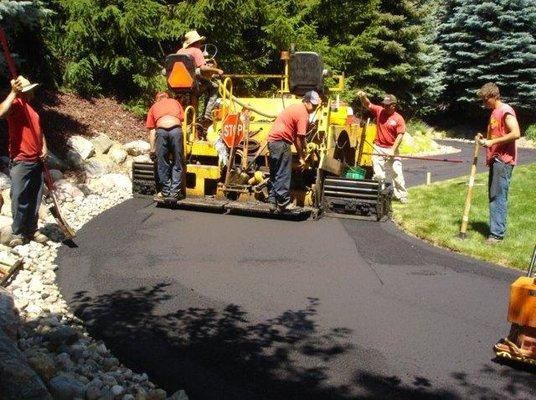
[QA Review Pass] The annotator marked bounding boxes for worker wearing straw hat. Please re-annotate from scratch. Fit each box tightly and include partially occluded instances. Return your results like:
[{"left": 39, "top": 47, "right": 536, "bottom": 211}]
[
  {"left": 177, "top": 30, "right": 224, "bottom": 125},
  {"left": 0, "top": 76, "right": 49, "bottom": 246}
]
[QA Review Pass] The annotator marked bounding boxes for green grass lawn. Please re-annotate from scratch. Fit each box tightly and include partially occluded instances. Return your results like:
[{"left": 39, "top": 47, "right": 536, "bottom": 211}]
[{"left": 393, "top": 163, "right": 536, "bottom": 270}]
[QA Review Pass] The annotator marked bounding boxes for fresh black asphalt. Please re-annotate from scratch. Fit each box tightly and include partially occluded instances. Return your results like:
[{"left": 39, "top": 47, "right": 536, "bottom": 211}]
[{"left": 56, "top": 142, "right": 536, "bottom": 400}]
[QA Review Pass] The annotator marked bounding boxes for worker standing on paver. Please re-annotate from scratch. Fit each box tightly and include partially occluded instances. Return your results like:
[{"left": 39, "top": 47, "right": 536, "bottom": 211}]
[
  {"left": 177, "top": 30, "right": 223, "bottom": 126},
  {"left": 476, "top": 82, "right": 520, "bottom": 243},
  {"left": 357, "top": 91, "right": 408, "bottom": 203},
  {"left": 0, "top": 76, "right": 49, "bottom": 246},
  {"left": 147, "top": 92, "right": 185, "bottom": 201},
  {"left": 267, "top": 90, "right": 320, "bottom": 213}
]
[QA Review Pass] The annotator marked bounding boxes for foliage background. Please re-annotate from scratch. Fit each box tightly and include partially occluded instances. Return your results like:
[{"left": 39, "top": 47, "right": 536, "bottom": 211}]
[{"left": 1, "top": 0, "right": 535, "bottom": 127}]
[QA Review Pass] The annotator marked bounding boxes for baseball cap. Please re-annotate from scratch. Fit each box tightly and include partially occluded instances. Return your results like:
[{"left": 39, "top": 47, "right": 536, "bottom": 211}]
[
  {"left": 381, "top": 94, "right": 397, "bottom": 106},
  {"left": 303, "top": 90, "right": 321, "bottom": 105}
]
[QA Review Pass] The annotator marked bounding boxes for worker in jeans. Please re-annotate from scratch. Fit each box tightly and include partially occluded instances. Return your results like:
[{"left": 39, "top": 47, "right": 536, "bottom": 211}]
[
  {"left": 476, "top": 82, "right": 520, "bottom": 243},
  {"left": 0, "top": 76, "right": 49, "bottom": 246},
  {"left": 267, "top": 91, "right": 320, "bottom": 212},
  {"left": 147, "top": 92, "right": 185, "bottom": 201}
]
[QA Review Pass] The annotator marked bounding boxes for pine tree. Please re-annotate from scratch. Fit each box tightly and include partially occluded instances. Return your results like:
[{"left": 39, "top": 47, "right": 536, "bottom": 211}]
[
  {"left": 0, "top": 1, "right": 51, "bottom": 86},
  {"left": 438, "top": 0, "right": 536, "bottom": 120}
]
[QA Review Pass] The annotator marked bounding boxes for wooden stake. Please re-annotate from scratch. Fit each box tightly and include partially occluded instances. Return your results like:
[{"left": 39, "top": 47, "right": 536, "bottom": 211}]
[
  {"left": 426, "top": 172, "right": 431, "bottom": 185},
  {"left": 459, "top": 140, "right": 481, "bottom": 238}
]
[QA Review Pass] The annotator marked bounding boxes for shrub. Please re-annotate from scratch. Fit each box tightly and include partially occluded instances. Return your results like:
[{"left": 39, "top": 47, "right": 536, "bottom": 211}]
[{"left": 525, "top": 124, "right": 536, "bottom": 141}]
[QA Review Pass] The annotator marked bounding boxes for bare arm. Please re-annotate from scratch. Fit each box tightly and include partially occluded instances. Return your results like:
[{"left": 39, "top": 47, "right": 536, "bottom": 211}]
[
  {"left": 295, "top": 135, "right": 306, "bottom": 160},
  {"left": 0, "top": 79, "right": 21, "bottom": 119},
  {"left": 148, "top": 129, "right": 156, "bottom": 154},
  {"left": 391, "top": 133, "right": 404, "bottom": 154},
  {"left": 200, "top": 65, "right": 223, "bottom": 76},
  {"left": 480, "top": 114, "right": 520, "bottom": 147}
]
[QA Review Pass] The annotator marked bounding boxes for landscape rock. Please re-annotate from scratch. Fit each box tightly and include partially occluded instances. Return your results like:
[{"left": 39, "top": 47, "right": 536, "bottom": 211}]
[
  {"left": 124, "top": 140, "right": 150, "bottom": 156},
  {"left": 0, "top": 287, "right": 19, "bottom": 340},
  {"left": 49, "top": 169, "right": 64, "bottom": 182},
  {"left": 99, "top": 174, "right": 132, "bottom": 192},
  {"left": 133, "top": 154, "right": 152, "bottom": 163},
  {"left": 66, "top": 149, "right": 85, "bottom": 169},
  {"left": 91, "top": 134, "right": 114, "bottom": 155},
  {"left": 109, "top": 146, "right": 128, "bottom": 164},
  {"left": 84, "top": 154, "right": 115, "bottom": 178},
  {"left": 54, "top": 179, "right": 85, "bottom": 200},
  {"left": 167, "top": 390, "right": 189, "bottom": 400},
  {"left": 49, "top": 375, "right": 85, "bottom": 400},
  {"left": 0, "top": 172, "right": 11, "bottom": 190},
  {"left": 69, "top": 135, "right": 96, "bottom": 160},
  {"left": 45, "top": 325, "right": 79, "bottom": 348},
  {"left": 0, "top": 215, "right": 12, "bottom": 230},
  {"left": 47, "top": 152, "right": 68, "bottom": 171},
  {"left": 0, "top": 329, "right": 52, "bottom": 400},
  {"left": 27, "top": 352, "right": 56, "bottom": 381}
]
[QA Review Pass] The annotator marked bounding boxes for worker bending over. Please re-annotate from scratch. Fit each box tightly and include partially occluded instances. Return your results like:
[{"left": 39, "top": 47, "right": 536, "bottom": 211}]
[
  {"left": 177, "top": 30, "right": 223, "bottom": 125},
  {"left": 147, "top": 92, "right": 185, "bottom": 201},
  {"left": 476, "top": 82, "right": 520, "bottom": 243},
  {"left": 357, "top": 91, "right": 408, "bottom": 203},
  {"left": 267, "top": 91, "right": 320, "bottom": 212}
]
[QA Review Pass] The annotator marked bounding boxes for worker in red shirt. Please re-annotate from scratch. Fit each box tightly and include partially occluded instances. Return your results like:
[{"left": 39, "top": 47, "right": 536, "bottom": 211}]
[
  {"left": 357, "top": 91, "right": 408, "bottom": 203},
  {"left": 177, "top": 30, "right": 223, "bottom": 125},
  {"left": 476, "top": 82, "right": 520, "bottom": 243},
  {"left": 0, "top": 76, "right": 49, "bottom": 246},
  {"left": 146, "top": 92, "right": 185, "bottom": 201},
  {"left": 267, "top": 90, "right": 320, "bottom": 212}
]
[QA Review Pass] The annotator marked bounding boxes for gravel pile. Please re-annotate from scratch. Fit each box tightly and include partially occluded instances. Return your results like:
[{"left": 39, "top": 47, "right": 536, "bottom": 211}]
[{"left": 3, "top": 176, "right": 187, "bottom": 400}]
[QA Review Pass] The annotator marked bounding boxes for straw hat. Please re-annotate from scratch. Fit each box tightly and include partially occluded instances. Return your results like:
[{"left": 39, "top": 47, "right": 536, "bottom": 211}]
[
  {"left": 18, "top": 76, "right": 39, "bottom": 93},
  {"left": 182, "top": 30, "right": 205, "bottom": 48}
]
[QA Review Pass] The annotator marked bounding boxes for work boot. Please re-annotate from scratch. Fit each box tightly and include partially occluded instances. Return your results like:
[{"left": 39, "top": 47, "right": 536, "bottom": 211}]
[
  {"left": 269, "top": 202, "right": 277, "bottom": 213},
  {"left": 486, "top": 235, "right": 503, "bottom": 244},
  {"left": 153, "top": 192, "right": 166, "bottom": 202},
  {"left": 8, "top": 234, "right": 28, "bottom": 248},
  {"left": 29, "top": 231, "right": 49, "bottom": 244},
  {"left": 278, "top": 203, "right": 298, "bottom": 213},
  {"left": 167, "top": 192, "right": 185, "bottom": 202}
]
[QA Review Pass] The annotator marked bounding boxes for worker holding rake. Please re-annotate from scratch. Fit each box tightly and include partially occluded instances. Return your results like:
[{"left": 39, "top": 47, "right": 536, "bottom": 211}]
[
  {"left": 476, "top": 82, "right": 520, "bottom": 243},
  {"left": 357, "top": 91, "right": 408, "bottom": 203}
]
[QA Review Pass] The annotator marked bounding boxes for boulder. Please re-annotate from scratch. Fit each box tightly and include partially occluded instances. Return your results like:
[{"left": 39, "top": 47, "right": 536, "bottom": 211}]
[
  {"left": 0, "top": 329, "right": 52, "bottom": 400},
  {"left": 84, "top": 154, "right": 114, "bottom": 178},
  {"left": 91, "top": 133, "right": 113, "bottom": 155},
  {"left": 99, "top": 174, "right": 132, "bottom": 192},
  {"left": 46, "top": 152, "right": 68, "bottom": 171},
  {"left": 167, "top": 390, "right": 189, "bottom": 400},
  {"left": 44, "top": 325, "right": 79, "bottom": 349},
  {"left": 0, "top": 172, "right": 10, "bottom": 190},
  {"left": 48, "top": 169, "right": 64, "bottom": 182},
  {"left": 27, "top": 352, "right": 56, "bottom": 381},
  {"left": 68, "top": 135, "right": 95, "bottom": 160},
  {"left": 0, "top": 225, "right": 12, "bottom": 245},
  {"left": 0, "top": 288, "right": 19, "bottom": 340},
  {"left": 0, "top": 215, "right": 12, "bottom": 230},
  {"left": 66, "top": 150, "right": 84, "bottom": 169},
  {"left": 109, "top": 146, "right": 128, "bottom": 164},
  {"left": 54, "top": 180, "right": 85, "bottom": 200},
  {"left": 133, "top": 154, "right": 152, "bottom": 163},
  {"left": 124, "top": 140, "right": 150, "bottom": 156},
  {"left": 48, "top": 375, "right": 85, "bottom": 400}
]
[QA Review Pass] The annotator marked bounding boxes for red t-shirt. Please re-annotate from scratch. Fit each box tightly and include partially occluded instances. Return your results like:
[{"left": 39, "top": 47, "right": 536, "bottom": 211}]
[
  {"left": 6, "top": 98, "right": 43, "bottom": 161},
  {"left": 177, "top": 47, "right": 206, "bottom": 68},
  {"left": 369, "top": 104, "right": 406, "bottom": 148},
  {"left": 486, "top": 103, "right": 517, "bottom": 166},
  {"left": 145, "top": 98, "right": 185, "bottom": 129},
  {"left": 268, "top": 103, "right": 309, "bottom": 144}
]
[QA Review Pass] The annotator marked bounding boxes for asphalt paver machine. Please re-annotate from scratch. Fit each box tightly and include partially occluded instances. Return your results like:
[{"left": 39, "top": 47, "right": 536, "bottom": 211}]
[
  {"left": 132, "top": 49, "right": 393, "bottom": 220},
  {"left": 494, "top": 245, "right": 536, "bottom": 365}
]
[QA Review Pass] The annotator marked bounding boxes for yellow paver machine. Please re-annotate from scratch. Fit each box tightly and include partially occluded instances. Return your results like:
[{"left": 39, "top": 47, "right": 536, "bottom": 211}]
[{"left": 132, "top": 50, "right": 393, "bottom": 220}]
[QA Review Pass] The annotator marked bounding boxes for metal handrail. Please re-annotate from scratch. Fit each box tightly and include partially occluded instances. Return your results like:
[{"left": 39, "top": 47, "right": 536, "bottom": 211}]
[{"left": 528, "top": 244, "right": 536, "bottom": 278}]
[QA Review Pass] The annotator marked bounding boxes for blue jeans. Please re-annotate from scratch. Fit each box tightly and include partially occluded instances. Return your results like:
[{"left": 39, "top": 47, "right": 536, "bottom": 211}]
[
  {"left": 268, "top": 141, "right": 292, "bottom": 207},
  {"left": 10, "top": 160, "right": 43, "bottom": 236},
  {"left": 488, "top": 158, "right": 513, "bottom": 239},
  {"left": 155, "top": 126, "right": 183, "bottom": 195}
]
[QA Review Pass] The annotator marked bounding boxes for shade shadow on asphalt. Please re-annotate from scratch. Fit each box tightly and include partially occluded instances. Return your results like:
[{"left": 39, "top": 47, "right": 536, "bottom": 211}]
[{"left": 71, "top": 283, "right": 535, "bottom": 400}]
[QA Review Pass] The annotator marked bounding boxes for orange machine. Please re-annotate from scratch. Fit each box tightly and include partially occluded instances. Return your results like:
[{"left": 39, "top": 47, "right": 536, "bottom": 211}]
[{"left": 495, "top": 245, "right": 536, "bottom": 364}]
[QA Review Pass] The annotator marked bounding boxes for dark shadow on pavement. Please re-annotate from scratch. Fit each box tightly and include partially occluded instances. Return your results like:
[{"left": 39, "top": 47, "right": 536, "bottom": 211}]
[{"left": 69, "top": 284, "right": 536, "bottom": 400}]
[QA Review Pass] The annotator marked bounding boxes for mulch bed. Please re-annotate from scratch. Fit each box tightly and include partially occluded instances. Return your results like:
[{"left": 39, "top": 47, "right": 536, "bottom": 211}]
[{"left": 0, "top": 91, "right": 146, "bottom": 158}]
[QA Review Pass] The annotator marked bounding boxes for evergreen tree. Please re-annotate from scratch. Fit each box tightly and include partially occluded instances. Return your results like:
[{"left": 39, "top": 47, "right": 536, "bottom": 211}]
[
  {"left": 0, "top": 1, "right": 52, "bottom": 87},
  {"left": 438, "top": 0, "right": 536, "bottom": 120}
]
